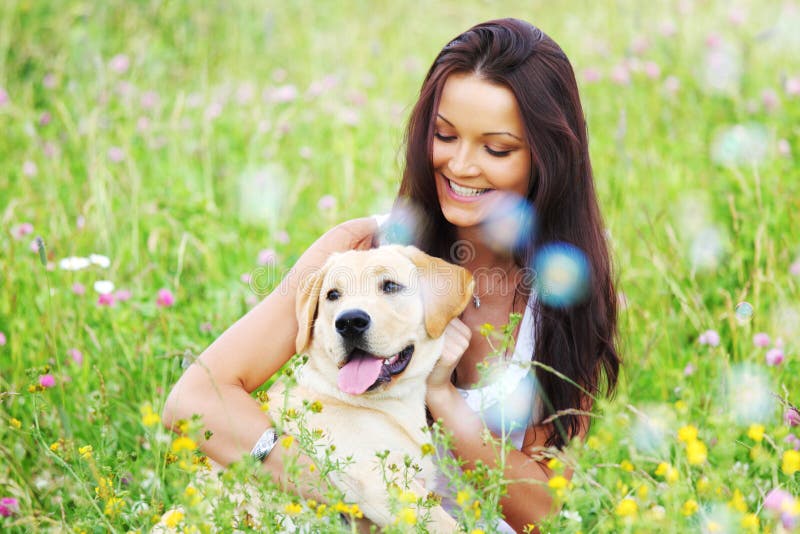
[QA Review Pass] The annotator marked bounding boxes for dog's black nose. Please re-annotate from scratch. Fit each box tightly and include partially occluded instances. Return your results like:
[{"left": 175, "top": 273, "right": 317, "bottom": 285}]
[{"left": 335, "top": 310, "right": 371, "bottom": 338}]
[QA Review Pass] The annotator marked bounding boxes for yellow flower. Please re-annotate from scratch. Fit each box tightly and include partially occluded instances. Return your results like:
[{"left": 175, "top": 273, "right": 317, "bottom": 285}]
[
  {"left": 309, "top": 400, "right": 323, "bottom": 413},
  {"left": 674, "top": 400, "right": 688, "bottom": 413},
  {"left": 284, "top": 503, "right": 302, "bottom": 515},
  {"left": 171, "top": 436, "right": 197, "bottom": 453},
  {"left": 741, "top": 513, "right": 759, "bottom": 531},
  {"left": 397, "top": 489, "right": 417, "bottom": 504},
  {"left": 104, "top": 496, "right": 125, "bottom": 517},
  {"left": 750, "top": 444, "right": 767, "bottom": 462},
  {"left": 696, "top": 477, "right": 710, "bottom": 495},
  {"left": 479, "top": 323, "right": 495, "bottom": 337},
  {"left": 281, "top": 435, "right": 294, "bottom": 449},
  {"left": 620, "top": 460, "right": 634, "bottom": 472},
  {"left": 655, "top": 462, "right": 679, "bottom": 484},
  {"left": 472, "top": 500, "right": 482, "bottom": 519},
  {"left": 586, "top": 436, "right": 600, "bottom": 450},
  {"left": 140, "top": 403, "right": 160, "bottom": 427},
  {"left": 686, "top": 439, "right": 708, "bottom": 465},
  {"left": 681, "top": 499, "right": 698, "bottom": 516},
  {"left": 456, "top": 490, "right": 470, "bottom": 506},
  {"left": 162, "top": 509, "right": 184, "bottom": 528},
  {"left": 259, "top": 402, "right": 270, "bottom": 412},
  {"left": 706, "top": 520, "right": 722, "bottom": 532},
  {"left": 782, "top": 449, "right": 800, "bottom": 475},
  {"left": 421, "top": 443, "right": 435, "bottom": 456},
  {"left": 547, "top": 457, "right": 563, "bottom": 470},
  {"left": 615, "top": 497, "right": 638, "bottom": 518},
  {"left": 49, "top": 441, "right": 60, "bottom": 452},
  {"left": 95, "top": 477, "right": 113, "bottom": 499},
  {"left": 397, "top": 507, "right": 416, "bottom": 525},
  {"left": 728, "top": 489, "right": 747, "bottom": 513},
  {"left": 747, "top": 424, "right": 764, "bottom": 442},
  {"left": 10, "top": 418, "right": 21, "bottom": 429},
  {"left": 78, "top": 445, "right": 93, "bottom": 459},
  {"left": 471, "top": 530, "right": 486, "bottom": 534},
  {"left": 678, "top": 425, "right": 698, "bottom": 443},
  {"left": 636, "top": 484, "right": 648, "bottom": 500}
]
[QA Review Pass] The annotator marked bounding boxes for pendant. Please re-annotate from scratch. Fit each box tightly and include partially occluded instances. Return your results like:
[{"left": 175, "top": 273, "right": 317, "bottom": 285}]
[{"left": 472, "top": 294, "right": 481, "bottom": 309}]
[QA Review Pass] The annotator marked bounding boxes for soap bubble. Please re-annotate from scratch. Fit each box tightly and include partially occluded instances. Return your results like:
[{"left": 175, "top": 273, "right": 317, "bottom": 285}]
[
  {"left": 632, "top": 405, "right": 674, "bottom": 454},
  {"left": 238, "top": 163, "right": 288, "bottom": 228},
  {"left": 377, "top": 199, "right": 423, "bottom": 246},
  {"left": 533, "top": 243, "right": 591, "bottom": 308},
  {"left": 735, "top": 302, "right": 754, "bottom": 324},
  {"left": 478, "top": 368, "right": 536, "bottom": 439},
  {"left": 724, "top": 365, "right": 774, "bottom": 425},
  {"left": 690, "top": 227, "right": 727, "bottom": 271},
  {"left": 711, "top": 124, "right": 769, "bottom": 167},
  {"left": 479, "top": 192, "right": 536, "bottom": 256}
]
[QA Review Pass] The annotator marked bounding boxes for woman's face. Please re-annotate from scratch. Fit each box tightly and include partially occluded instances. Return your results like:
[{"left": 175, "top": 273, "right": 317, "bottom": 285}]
[{"left": 432, "top": 72, "right": 532, "bottom": 231}]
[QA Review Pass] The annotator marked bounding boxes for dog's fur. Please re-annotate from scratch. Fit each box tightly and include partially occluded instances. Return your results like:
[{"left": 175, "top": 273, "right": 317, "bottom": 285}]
[{"left": 267, "top": 245, "right": 473, "bottom": 530}]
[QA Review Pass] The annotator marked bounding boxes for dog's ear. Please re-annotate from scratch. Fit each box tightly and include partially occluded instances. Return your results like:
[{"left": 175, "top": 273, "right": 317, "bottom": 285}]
[
  {"left": 398, "top": 246, "right": 474, "bottom": 338},
  {"left": 295, "top": 264, "right": 328, "bottom": 354}
]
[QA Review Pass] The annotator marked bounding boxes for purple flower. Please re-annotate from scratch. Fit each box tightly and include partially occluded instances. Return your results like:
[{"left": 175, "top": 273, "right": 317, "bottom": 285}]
[
  {"left": 257, "top": 248, "right": 277, "bottom": 266},
  {"left": 610, "top": 64, "right": 630, "bottom": 85},
  {"left": 156, "top": 288, "right": 175, "bottom": 308},
  {"left": 67, "top": 348, "right": 83, "bottom": 365},
  {"left": 786, "top": 77, "right": 800, "bottom": 96},
  {"left": 276, "top": 230, "right": 290, "bottom": 244},
  {"left": 0, "top": 332, "right": 6, "bottom": 346},
  {"left": 39, "top": 111, "right": 51, "bottom": 126},
  {"left": 317, "top": 195, "right": 336, "bottom": 211},
  {"left": 791, "top": 259, "right": 800, "bottom": 276},
  {"left": 765, "top": 348, "right": 784, "bottom": 366},
  {"left": 644, "top": 61, "right": 661, "bottom": 79},
  {"left": 582, "top": 68, "right": 601, "bottom": 83},
  {"left": 0, "top": 87, "right": 8, "bottom": 107},
  {"left": 200, "top": 322, "right": 213, "bottom": 333},
  {"left": 683, "top": 363, "right": 695, "bottom": 376},
  {"left": 266, "top": 84, "right": 298, "bottom": 103},
  {"left": 109, "top": 54, "right": 130, "bottom": 73},
  {"left": 72, "top": 282, "right": 86, "bottom": 296},
  {"left": 39, "top": 375, "right": 56, "bottom": 388},
  {"left": 753, "top": 333, "right": 771, "bottom": 348},
  {"left": 764, "top": 488, "right": 793, "bottom": 512},
  {"left": 0, "top": 497, "right": 19, "bottom": 517},
  {"left": 785, "top": 434, "right": 800, "bottom": 451},
  {"left": 23, "top": 160, "right": 37, "bottom": 177},
  {"left": 114, "top": 289, "right": 132, "bottom": 302},
  {"left": 11, "top": 222, "right": 34, "bottom": 240},
  {"left": 108, "top": 147, "right": 125, "bottom": 163},
  {"left": 97, "top": 293, "right": 115, "bottom": 307},
  {"left": 786, "top": 408, "right": 800, "bottom": 427},
  {"left": 240, "top": 273, "right": 252, "bottom": 284},
  {"left": 698, "top": 329, "right": 720, "bottom": 347}
]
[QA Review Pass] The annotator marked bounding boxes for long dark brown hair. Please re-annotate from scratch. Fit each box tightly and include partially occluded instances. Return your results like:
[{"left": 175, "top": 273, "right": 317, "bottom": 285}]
[{"left": 395, "top": 18, "right": 620, "bottom": 449}]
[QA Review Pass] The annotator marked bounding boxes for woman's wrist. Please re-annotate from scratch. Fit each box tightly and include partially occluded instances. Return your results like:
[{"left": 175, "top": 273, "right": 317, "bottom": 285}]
[{"left": 426, "top": 383, "right": 460, "bottom": 414}]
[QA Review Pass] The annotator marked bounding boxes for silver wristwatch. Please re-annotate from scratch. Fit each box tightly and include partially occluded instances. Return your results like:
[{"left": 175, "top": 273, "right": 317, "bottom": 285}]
[{"left": 251, "top": 427, "right": 279, "bottom": 462}]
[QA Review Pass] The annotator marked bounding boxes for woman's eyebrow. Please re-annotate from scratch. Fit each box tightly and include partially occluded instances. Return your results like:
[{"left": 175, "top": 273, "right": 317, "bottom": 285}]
[{"left": 436, "top": 113, "right": 523, "bottom": 141}]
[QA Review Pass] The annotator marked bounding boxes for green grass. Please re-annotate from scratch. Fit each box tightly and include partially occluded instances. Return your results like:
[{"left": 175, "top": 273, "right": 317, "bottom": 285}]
[{"left": 1, "top": 0, "right": 799, "bottom": 532}]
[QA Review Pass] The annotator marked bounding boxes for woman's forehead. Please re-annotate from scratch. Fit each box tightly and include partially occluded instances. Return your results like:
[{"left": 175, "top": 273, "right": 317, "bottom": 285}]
[{"left": 436, "top": 73, "right": 525, "bottom": 137}]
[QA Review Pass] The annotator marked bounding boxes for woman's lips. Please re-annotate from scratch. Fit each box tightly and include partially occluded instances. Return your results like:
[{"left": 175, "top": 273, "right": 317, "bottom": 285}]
[{"left": 441, "top": 173, "right": 494, "bottom": 203}]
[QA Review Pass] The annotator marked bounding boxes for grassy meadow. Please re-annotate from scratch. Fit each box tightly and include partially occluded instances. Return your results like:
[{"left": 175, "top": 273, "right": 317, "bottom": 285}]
[{"left": 1, "top": 0, "right": 799, "bottom": 531}]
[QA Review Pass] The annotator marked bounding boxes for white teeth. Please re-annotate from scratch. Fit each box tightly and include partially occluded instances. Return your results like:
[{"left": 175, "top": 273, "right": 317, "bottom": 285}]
[
  {"left": 384, "top": 354, "right": 399, "bottom": 365},
  {"left": 448, "top": 179, "right": 489, "bottom": 197}
]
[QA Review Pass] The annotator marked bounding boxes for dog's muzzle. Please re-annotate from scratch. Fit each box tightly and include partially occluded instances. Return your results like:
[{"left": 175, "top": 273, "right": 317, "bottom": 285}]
[
  {"left": 337, "top": 345, "right": 415, "bottom": 395},
  {"left": 335, "top": 309, "right": 371, "bottom": 339}
]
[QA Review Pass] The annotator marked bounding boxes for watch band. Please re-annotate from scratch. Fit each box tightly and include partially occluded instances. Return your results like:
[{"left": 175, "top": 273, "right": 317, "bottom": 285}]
[{"left": 251, "top": 427, "right": 279, "bottom": 462}]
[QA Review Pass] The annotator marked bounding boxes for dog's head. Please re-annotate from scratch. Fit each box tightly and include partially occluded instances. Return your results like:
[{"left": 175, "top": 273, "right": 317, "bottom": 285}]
[{"left": 295, "top": 245, "right": 474, "bottom": 397}]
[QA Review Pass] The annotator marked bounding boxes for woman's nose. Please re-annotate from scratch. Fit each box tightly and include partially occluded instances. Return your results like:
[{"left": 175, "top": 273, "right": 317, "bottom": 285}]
[{"left": 447, "top": 143, "right": 480, "bottom": 177}]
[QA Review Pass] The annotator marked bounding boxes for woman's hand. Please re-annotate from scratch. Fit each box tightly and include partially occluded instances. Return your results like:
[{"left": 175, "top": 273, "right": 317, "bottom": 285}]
[{"left": 427, "top": 318, "right": 472, "bottom": 393}]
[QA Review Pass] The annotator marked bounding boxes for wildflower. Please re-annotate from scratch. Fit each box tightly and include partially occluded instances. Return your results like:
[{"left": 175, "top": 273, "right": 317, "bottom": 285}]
[
  {"left": 678, "top": 425, "right": 699, "bottom": 443},
  {"left": 317, "top": 195, "right": 336, "bottom": 210},
  {"left": 765, "top": 348, "right": 784, "bottom": 366},
  {"left": 548, "top": 476, "right": 569, "bottom": 490},
  {"left": 741, "top": 513, "right": 759, "bottom": 531},
  {"left": 620, "top": 460, "right": 634, "bottom": 472},
  {"left": 140, "top": 404, "right": 160, "bottom": 427},
  {"left": 22, "top": 160, "right": 37, "bottom": 177},
  {"left": 0, "top": 87, "right": 8, "bottom": 106},
  {"left": 696, "top": 477, "right": 711, "bottom": 495},
  {"left": 276, "top": 230, "right": 290, "bottom": 244},
  {"left": 281, "top": 435, "right": 294, "bottom": 449},
  {"left": 674, "top": 399, "right": 688, "bottom": 412},
  {"left": 11, "top": 223, "right": 34, "bottom": 240},
  {"left": 698, "top": 330, "right": 720, "bottom": 346},
  {"left": 728, "top": 489, "right": 747, "bottom": 512},
  {"left": 171, "top": 436, "right": 197, "bottom": 453},
  {"left": 156, "top": 288, "right": 175, "bottom": 307},
  {"left": 109, "top": 54, "right": 130, "bottom": 73},
  {"left": 59, "top": 256, "right": 90, "bottom": 271},
  {"left": 79, "top": 445, "right": 93, "bottom": 459},
  {"left": 72, "top": 282, "right": 86, "bottom": 295},
  {"left": 681, "top": 499, "right": 699, "bottom": 516},
  {"left": 0, "top": 332, "right": 5, "bottom": 346},
  {"left": 0, "top": 497, "right": 19, "bottom": 517},
  {"left": 747, "top": 424, "right": 765, "bottom": 442},
  {"left": 97, "top": 293, "right": 114, "bottom": 306},
  {"left": 10, "top": 418, "right": 21, "bottom": 429},
  {"left": 162, "top": 509, "right": 184, "bottom": 528},
  {"left": 114, "top": 289, "right": 131, "bottom": 302},
  {"left": 764, "top": 488, "right": 793, "bottom": 512},
  {"left": 786, "top": 408, "right": 800, "bottom": 427},
  {"left": 686, "top": 439, "right": 708, "bottom": 465},
  {"left": 782, "top": 449, "right": 800, "bottom": 475},
  {"left": 39, "top": 375, "right": 56, "bottom": 388},
  {"left": 284, "top": 503, "right": 302, "bottom": 515},
  {"left": 267, "top": 84, "right": 298, "bottom": 103},
  {"left": 683, "top": 364, "right": 695, "bottom": 376},
  {"left": 479, "top": 323, "right": 495, "bottom": 337},
  {"left": 456, "top": 490, "right": 470, "bottom": 506},
  {"left": 257, "top": 248, "right": 277, "bottom": 266},
  {"left": 615, "top": 497, "right": 638, "bottom": 517},
  {"left": 89, "top": 254, "right": 110, "bottom": 268},
  {"left": 421, "top": 443, "right": 434, "bottom": 456},
  {"left": 752, "top": 333, "right": 770, "bottom": 347},
  {"left": 397, "top": 507, "right": 416, "bottom": 525},
  {"left": 470, "top": 530, "right": 485, "bottom": 534},
  {"left": 94, "top": 280, "right": 115, "bottom": 294},
  {"left": 67, "top": 349, "right": 83, "bottom": 365}
]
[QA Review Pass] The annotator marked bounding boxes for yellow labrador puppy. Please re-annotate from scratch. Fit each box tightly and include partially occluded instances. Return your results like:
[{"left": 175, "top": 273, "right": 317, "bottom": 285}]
[{"left": 268, "top": 245, "right": 473, "bottom": 531}]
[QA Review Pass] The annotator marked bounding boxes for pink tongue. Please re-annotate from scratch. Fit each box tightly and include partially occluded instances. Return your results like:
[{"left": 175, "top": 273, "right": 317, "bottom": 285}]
[{"left": 338, "top": 352, "right": 384, "bottom": 395}]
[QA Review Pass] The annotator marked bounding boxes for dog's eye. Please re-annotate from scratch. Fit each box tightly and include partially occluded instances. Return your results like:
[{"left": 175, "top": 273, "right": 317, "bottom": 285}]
[
  {"left": 382, "top": 280, "right": 403, "bottom": 294},
  {"left": 326, "top": 289, "right": 340, "bottom": 301}
]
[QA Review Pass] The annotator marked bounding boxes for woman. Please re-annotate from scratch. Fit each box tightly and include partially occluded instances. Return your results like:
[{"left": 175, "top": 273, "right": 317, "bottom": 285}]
[{"left": 164, "top": 18, "right": 619, "bottom": 532}]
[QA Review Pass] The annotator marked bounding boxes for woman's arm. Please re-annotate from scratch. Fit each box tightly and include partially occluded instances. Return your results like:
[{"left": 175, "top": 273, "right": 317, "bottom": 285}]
[
  {"left": 161, "top": 217, "right": 378, "bottom": 472},
  {"left": 426, "top": 319, "right": 588, "bottom": 533}
]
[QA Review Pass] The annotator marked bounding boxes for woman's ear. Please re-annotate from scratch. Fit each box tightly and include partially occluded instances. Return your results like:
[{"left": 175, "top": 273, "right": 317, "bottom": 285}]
[
  {"left": 295, "top": 265, "right": 328, "bottom": 354},
  {"left": 397, "top": 246, "right": 474, "bottom": 338}
]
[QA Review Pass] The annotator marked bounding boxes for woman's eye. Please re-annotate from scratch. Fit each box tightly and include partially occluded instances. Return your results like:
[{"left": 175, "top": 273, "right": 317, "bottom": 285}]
[
  {"left": 434, "top": 132, "right": 456, "bottom": 142},
  {"left": 382, "top": 280, "right": 403, "bottom": 294},
  {"left": 486, "top": 146, "right": 512, "bottom": 157},
  {"left": 326, "top": 289, "right": 340, "bottom": 301}
]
